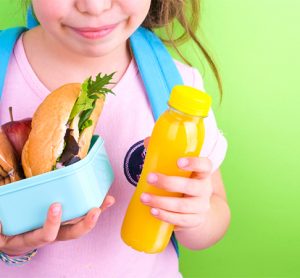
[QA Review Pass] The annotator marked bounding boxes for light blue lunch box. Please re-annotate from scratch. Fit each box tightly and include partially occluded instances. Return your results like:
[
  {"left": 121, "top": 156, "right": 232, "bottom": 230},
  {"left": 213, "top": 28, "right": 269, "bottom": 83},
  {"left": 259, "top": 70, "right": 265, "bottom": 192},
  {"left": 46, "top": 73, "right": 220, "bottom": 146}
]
[{"left": 0, "top": 135, "right": 114, "bottom": 236}]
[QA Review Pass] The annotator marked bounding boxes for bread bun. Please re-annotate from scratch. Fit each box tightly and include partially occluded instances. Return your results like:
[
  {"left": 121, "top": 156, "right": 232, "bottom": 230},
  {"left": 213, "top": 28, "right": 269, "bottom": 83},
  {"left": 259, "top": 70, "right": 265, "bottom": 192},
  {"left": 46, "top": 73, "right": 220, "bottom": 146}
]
[
  {"left": 0, "top": 128, "right": 22, "bottom": 185},
  {"left": 22, "top": 83, "right": 104, "bottom": 177}
]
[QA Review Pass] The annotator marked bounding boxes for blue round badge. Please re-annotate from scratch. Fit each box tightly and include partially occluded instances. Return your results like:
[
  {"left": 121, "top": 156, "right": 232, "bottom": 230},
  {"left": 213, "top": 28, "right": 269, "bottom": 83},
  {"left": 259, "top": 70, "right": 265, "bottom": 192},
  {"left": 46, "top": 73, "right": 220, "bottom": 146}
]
[{"left": 123, "top": 140, "right": 146, "bottom": 186}]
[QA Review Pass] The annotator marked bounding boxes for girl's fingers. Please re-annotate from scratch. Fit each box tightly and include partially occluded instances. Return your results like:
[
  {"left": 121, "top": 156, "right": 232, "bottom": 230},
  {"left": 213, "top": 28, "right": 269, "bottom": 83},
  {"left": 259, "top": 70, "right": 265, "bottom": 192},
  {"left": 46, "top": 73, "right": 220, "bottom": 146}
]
[
  {"left": 147, "top": 173, "right": 212, "bottom": 197},
  {"left": 0, "top": 196, "right": 116, "bottom": 254},
  {"left": 149, "top": 208, "right": 206, "bottom": 229},
  {"left": 143, "top": 136, "right": 150, "bottom": 148},
  {"left": 57, "top": 195, "right": 115, "bottom": 241},
  {"left": 0, "top": 203, "right": 63, "bottom": 255},
  {"left": 100, "top": 195, "right": 115, "bottom": 212},
  {"left": 34, "top": 195, "right": 114, "bottom": 241},
  {"left": 177, "top": 157, "right": 212, "bottom": 179},
  {"left": 140, "top": 194, "right": 210, "bottom": 214},
  {"left": 62, "top": 216, "right": 84, "bottom": 225},
  {"left": 62, "top": 195, "right": 115, "bottom": 225},
  {"left": 23, "top": 203, "right": 62, "bottom": 246},
  {"left": 56, "top": 208, "right": 101, "bottom": 241}
]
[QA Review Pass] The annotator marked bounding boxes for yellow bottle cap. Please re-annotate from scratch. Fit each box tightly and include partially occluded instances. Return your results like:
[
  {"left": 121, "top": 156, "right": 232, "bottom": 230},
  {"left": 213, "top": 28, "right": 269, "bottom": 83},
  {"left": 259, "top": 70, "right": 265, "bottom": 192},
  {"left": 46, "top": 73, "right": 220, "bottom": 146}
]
[{"left": 168, "top": 85, "right": 212, "bottom": 117}]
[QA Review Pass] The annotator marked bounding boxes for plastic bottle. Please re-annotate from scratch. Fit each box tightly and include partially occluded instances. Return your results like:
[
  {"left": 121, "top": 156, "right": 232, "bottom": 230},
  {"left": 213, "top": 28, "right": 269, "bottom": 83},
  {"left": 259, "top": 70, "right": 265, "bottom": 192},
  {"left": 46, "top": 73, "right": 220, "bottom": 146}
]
[{"left": 121, "top": 85, "right": 211, "bottom": 253}]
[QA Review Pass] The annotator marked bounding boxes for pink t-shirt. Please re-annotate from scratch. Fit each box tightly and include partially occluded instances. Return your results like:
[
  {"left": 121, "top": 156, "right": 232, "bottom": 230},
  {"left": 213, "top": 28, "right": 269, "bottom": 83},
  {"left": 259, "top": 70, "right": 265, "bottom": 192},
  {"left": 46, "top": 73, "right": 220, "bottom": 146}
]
[{"left": 0, "top": 35, "right": 227, "bottom": 277}]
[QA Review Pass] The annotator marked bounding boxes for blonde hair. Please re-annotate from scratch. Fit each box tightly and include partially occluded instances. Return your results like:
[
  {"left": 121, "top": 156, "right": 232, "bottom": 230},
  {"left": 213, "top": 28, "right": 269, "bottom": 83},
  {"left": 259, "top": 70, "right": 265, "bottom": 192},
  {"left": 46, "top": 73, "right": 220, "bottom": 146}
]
[{"left": 143, "top": 0, "right": 223, "bottom": 99}]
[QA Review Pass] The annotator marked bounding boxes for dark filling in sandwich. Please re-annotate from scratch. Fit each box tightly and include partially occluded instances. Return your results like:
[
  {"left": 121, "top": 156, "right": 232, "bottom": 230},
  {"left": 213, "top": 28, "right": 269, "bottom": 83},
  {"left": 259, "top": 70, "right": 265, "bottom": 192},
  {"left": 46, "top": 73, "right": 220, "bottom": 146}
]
[{"left": 59, "top": 128, "right": 81, "bottom": 165}]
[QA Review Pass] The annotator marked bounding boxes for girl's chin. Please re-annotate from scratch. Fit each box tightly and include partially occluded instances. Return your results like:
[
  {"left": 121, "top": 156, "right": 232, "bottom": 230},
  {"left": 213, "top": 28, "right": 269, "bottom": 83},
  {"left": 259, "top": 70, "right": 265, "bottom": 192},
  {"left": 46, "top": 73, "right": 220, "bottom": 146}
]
[
  {"left": 67, "top": 44, "right": 116, "bottom": 58},
  {"left": 79, "top": 48, "right": 114, "bottom": 58}
]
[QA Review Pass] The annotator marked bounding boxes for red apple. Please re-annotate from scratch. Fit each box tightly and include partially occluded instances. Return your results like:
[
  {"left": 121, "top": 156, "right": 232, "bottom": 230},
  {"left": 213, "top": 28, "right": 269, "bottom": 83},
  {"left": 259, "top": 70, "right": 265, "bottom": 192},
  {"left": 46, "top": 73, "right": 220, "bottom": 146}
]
[{"left": 1, "top": 107, "right": 32, "bottom": 160}]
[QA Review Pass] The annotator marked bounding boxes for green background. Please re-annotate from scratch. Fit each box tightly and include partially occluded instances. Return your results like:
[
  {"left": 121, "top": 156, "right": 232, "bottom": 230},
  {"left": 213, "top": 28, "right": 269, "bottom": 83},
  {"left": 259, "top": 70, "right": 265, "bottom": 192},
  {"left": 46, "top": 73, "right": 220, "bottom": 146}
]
[{"left": 1, "top": 1, "right": 299, "bottom": 277}]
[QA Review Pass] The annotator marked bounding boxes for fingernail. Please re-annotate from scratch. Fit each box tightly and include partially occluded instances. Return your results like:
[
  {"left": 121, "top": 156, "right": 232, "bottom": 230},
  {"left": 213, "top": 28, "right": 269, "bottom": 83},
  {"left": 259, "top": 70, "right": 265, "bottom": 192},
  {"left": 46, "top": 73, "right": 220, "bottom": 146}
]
[
  {"left": 140, "top": 193, "right": 151, "bottom": 203},
  {"left": 151, "top": 208, "right": 159, "bottom": 216},
  {"left": 92, "top": 211, "right": 100, "bottom": 222},
  {"left": 178, "top": 158, "right": 189, "bottom": 168},
  {"left": 147, "top": 173, "right": 158, "bottom": 184},
  {"left": 52, "top": 204, "right": 61, "bottom": 216}
]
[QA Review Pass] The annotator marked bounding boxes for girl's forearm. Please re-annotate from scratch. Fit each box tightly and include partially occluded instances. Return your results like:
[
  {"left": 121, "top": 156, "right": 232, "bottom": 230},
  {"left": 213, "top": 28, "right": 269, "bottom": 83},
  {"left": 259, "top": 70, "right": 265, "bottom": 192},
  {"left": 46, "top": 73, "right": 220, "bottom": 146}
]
[{"left": 174, "top": 194, "right": 231, "bottom": 250}]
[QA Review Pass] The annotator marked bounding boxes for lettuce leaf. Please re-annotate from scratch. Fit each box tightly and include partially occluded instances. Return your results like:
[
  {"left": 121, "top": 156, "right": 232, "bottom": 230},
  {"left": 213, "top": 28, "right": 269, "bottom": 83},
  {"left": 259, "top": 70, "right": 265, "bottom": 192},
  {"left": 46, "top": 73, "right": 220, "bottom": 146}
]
[{"left": 68, "top": 73, "right": 115, "bottom": 131}]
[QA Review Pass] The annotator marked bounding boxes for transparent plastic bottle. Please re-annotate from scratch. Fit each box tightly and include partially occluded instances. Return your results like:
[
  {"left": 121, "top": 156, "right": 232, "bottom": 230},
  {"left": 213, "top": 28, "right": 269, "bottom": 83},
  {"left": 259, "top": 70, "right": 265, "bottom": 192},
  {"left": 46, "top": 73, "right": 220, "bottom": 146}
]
[{"left": 121, "top": 85, "right": 211, "bottom": 253}]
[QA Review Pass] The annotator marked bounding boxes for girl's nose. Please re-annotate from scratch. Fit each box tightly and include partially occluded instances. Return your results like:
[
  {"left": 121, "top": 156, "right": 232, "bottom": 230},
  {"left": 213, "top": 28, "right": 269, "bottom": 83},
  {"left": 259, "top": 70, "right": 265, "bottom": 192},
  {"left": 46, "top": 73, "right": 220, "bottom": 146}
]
[{"left": 75, "top": 0, "right": 112, "bottom": 16}]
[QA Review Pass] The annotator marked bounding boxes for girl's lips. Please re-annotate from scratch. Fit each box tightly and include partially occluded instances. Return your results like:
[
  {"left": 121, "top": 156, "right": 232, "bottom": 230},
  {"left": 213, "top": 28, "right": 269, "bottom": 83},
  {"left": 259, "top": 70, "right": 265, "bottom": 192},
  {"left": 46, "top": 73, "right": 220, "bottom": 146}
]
[{"left": 70, "top": 24, "right": 118, "bottom": 39}]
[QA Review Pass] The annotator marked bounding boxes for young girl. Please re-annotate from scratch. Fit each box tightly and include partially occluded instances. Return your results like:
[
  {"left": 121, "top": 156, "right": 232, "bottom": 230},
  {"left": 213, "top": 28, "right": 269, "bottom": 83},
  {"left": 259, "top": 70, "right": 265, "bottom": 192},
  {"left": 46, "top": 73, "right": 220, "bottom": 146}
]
[{"left": 0, "top": 0, "right": 230, "bottom": 277}]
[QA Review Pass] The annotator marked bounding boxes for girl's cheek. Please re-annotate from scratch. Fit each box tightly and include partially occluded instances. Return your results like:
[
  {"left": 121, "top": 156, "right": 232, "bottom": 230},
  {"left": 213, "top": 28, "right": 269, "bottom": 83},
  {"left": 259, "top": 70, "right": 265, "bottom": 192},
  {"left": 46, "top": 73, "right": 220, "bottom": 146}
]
[
  {"left": 118, "top": 0, "right": 151, "bottom": 18},
  {"left": 32, "top": 0, "right": 69, "bottom": 23}
]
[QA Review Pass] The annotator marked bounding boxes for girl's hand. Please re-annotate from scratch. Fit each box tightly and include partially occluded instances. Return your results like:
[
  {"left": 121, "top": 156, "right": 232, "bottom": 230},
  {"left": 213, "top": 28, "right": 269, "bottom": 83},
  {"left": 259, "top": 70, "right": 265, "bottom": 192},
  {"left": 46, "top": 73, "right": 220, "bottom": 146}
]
[
  {"left": 0, "top": 195, "right": 115, "bottom": 256},
  {"left": 140, "top": 156, "right": 213, "bottom": 232}
]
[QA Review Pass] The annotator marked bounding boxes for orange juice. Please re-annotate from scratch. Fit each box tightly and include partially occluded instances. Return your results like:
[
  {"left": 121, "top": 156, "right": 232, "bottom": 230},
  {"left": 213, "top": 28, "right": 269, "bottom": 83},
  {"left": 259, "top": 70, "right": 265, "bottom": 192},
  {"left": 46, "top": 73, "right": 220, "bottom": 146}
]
[{"left": 121, "top": 85, "right": 211, "bottom": 253}]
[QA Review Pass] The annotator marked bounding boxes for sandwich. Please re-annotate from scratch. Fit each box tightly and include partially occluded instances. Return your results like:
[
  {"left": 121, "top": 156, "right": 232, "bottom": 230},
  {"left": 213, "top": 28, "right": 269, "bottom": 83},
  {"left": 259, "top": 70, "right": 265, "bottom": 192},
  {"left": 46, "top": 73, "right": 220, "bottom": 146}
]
[{"left": 22, "top": 73, "right": 114, "bottom": 178}]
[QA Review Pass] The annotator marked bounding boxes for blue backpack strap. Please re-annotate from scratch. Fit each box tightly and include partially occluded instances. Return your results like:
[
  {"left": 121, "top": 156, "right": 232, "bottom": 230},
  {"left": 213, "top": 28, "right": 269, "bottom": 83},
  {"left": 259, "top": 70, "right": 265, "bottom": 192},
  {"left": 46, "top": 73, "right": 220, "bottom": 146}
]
[
  {"left": 0, "top": 5, "right": 37, "bottom": 100},
  {"left": 130, "top": 27, "right": 183, "bottom": 120},
  {"left": 130, "top": 27, "right": 183, "bottom": 257},
  {"left": 27, "top": 5, "right": 39, "bottom": 29},
  {"left": 0, "top": 27, "right": 28, "bottom": 99}
]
